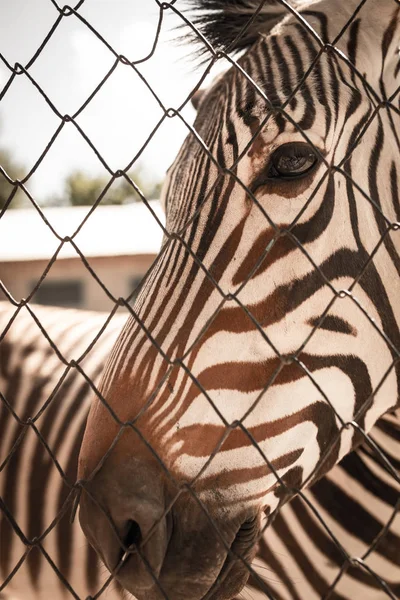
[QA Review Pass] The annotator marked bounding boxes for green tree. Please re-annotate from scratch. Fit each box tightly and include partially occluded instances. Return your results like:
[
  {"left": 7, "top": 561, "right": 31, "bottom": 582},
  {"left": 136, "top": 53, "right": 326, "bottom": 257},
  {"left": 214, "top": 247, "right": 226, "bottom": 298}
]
[
  {"left": 0, "top": 148, "right": 26, "bottom": 210},
  {"left": 65, "top": 168, "right": 162, "bottom": 207}
]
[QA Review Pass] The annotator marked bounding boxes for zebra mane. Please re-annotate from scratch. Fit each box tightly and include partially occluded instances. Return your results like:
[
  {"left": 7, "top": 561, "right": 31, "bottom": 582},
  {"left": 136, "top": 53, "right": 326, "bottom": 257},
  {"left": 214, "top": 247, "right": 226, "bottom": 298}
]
[{"left": 185, "top": 0, "right": 310, "bottom": 55}]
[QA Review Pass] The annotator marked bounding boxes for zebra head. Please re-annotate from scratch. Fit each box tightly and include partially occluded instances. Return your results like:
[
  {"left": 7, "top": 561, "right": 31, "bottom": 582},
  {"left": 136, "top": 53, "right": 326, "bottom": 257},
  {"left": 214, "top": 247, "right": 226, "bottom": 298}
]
[{"left": 78, "top": 1, "right": 400, "bottom": 599}]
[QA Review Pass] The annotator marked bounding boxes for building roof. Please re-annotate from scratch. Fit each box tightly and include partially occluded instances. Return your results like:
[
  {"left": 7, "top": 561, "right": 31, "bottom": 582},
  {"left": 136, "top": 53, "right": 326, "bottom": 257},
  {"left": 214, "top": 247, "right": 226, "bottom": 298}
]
[{"left": 0, "top": 202, "right": 165, "bottom": 262}]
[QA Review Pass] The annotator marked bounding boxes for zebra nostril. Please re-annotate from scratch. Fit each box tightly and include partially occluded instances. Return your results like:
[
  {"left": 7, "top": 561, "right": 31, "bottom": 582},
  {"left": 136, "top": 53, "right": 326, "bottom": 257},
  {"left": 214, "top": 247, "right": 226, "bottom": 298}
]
[{"left": 123, "top": 519, "right": 142, "bottom": 551}]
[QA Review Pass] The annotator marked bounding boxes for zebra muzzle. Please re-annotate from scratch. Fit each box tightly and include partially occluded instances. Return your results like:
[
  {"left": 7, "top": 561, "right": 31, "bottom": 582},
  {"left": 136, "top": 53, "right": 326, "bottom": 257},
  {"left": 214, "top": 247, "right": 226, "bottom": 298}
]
[{"left": 78, "top": 457, "right": 260, "bottom": 600}]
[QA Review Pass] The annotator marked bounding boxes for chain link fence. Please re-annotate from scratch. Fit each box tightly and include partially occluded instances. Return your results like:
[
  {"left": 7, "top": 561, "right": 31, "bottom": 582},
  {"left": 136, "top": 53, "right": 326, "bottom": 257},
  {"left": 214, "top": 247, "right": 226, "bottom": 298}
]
[{"left": 1, "top": 0, "right": 400, "bottom": 599}]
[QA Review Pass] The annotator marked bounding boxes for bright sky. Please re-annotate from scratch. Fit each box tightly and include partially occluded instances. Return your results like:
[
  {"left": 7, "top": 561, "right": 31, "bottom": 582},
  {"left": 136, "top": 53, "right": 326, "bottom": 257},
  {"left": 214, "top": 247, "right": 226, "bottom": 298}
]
[{"left": 0, "top": 0, "right": 217, "bottom": 203}]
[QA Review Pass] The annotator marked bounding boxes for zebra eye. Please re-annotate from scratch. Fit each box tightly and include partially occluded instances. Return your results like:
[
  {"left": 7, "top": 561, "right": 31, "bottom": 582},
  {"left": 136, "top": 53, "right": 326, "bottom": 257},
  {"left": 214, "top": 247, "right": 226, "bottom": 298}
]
[{"left": 268, "top": 142, "right": 318, "bottom": 179}]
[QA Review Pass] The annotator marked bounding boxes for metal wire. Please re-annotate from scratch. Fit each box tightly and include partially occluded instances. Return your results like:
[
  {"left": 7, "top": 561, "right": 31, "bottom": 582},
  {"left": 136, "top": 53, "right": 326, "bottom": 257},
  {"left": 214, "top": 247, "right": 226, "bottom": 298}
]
[{"left": 0, "top": 1, "right": 399, "bottom": 599}]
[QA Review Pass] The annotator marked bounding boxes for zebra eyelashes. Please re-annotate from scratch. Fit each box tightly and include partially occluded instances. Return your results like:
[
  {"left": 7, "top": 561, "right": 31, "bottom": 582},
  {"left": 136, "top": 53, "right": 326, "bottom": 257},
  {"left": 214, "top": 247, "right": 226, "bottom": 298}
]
[{"left": 251, "top": 141, "right": 320, "bottom": 192}]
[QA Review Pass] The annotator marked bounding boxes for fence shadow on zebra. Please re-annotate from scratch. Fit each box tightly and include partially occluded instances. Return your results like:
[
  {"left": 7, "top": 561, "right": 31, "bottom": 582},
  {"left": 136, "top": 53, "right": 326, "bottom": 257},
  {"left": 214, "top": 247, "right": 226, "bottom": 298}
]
[{"left": 1, "top": 0, "right": 400, "bottom": 598}]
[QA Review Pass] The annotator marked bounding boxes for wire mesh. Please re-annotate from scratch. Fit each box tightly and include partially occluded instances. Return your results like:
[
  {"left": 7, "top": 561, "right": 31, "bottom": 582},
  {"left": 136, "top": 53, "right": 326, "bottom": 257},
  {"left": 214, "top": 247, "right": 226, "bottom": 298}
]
[{"left": 1, "top": 1, "right": 400, "bottom": 599}]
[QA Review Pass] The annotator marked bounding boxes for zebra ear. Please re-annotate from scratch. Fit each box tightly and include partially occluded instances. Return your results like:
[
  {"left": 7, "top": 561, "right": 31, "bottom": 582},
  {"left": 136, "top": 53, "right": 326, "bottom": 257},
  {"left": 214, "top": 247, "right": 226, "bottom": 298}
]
[
  {"left": 186, "top": 0, "right": 303, "bottom": 53},
  {"left": 308, "top": 0, "right": 400, "bottom": 95},
  {"left": 352, "top": 3, "right": 400, "bottom": 96}
]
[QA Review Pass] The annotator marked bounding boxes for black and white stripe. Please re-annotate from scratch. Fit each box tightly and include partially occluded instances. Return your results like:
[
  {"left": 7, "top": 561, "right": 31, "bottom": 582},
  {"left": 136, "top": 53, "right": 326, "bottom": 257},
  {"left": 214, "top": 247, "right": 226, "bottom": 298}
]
[
  {"left": 248, "top": 409, "right": 400, "bottom": 600},
  {"left": 0, "top": 303, "right": 126, "bottom": 599},
  {"left": 1, "top": 303, "right": 399, "bottom": 599},
  {"left": 2, "top": 0, "right": 400, "bottom": 598}
]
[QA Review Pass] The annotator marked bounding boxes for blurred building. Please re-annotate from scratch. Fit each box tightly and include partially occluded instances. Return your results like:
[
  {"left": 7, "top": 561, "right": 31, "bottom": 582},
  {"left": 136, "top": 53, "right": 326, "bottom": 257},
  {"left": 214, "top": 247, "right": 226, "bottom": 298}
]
[{"left": 0, "top": 202, "right": 164, "bottom": 312}]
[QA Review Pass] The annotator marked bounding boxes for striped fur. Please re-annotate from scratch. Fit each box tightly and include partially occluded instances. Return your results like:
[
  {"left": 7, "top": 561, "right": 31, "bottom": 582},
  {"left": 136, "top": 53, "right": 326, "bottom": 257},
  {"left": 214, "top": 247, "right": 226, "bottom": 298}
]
[
  {"left": 248, "top": 409, "right": 400, "bottom": 599},
  {"left": 0, "top": 303, "right": 399, "bottom": 599},
  {"left": 0, "top": 303, "right": 126, "bottom": 599},
  {"left": 2, "top": 0, "right": 400, "bottom": 598}
]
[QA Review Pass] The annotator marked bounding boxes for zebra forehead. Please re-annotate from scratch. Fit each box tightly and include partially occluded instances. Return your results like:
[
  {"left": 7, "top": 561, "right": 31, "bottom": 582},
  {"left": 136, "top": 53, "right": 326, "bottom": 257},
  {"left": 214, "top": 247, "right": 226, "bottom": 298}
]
[
  {"left": 188, "top": 0, "right": 400, "bottom": 103},
  {"left": 193, "top": 28, "right": 339, "bottom": 128},
  {"left": 185, "top": 0, "right": 314, "bottom": 56}
]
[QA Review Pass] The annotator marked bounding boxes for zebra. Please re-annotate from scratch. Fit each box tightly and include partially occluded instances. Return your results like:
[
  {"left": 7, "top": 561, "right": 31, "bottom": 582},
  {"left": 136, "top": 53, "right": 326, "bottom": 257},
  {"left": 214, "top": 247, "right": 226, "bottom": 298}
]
[
  {"left": 74, "top": 0, "right": 400, "bottom": 599},
  {"left": 0, "top": 303, "right": 126, "bottom": 600},
  {"left": 0, "top": 302, "right": 399, "bottom": 600},
  {"left": 1, "top": 1, "right": 400, "bottom": 600}
]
